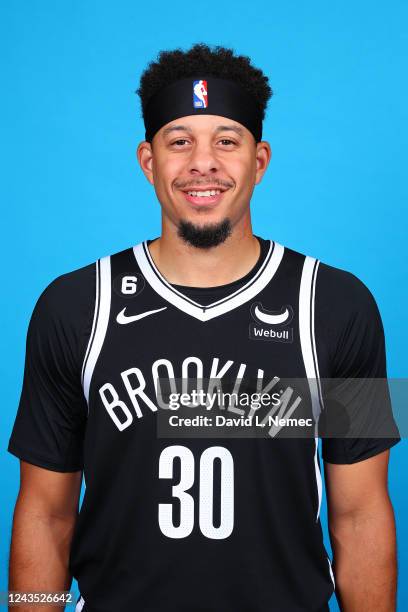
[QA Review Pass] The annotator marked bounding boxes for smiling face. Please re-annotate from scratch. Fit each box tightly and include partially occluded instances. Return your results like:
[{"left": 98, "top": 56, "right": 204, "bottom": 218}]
[{"left": 137, "top": 114, "right": 271, "bottom": 245}]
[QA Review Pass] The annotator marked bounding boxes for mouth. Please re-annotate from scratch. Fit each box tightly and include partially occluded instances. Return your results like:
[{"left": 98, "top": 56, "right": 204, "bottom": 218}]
[{"left": 180, "top": 187, "right": 228, "bottom": 207}]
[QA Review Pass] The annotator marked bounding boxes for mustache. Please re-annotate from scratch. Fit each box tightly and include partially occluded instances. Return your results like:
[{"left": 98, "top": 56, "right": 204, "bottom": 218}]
[{"left": 174, "top": 178, "right": 234, "bottom": 190}]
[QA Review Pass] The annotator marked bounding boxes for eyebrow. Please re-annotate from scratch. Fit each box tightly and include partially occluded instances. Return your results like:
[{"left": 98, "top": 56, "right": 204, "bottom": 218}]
[
  {"left": 162, "top": 125, "right": 192, "bottom": 136},
  {"left": 215, "top": 125, "right": 244, "bottom": 136},
  {"left": 162, "top": 124, "right": 244, "bottom": 137}
]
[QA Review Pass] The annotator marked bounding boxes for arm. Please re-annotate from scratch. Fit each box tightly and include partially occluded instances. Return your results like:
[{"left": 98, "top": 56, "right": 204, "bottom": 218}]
[
  {"left": 9, "top": 461, "right": 82, "bottom": 610},
  {"left": 324, "top": 449, "right": 398, "bottom": 612},
  {"left": 7, "top": 268, "right": 94, "bottom": 609}
]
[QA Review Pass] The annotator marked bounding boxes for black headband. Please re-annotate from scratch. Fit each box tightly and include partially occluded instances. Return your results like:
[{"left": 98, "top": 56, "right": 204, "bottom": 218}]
[{"left": 143, "top": 76, "right": 263, "bottom": 143}]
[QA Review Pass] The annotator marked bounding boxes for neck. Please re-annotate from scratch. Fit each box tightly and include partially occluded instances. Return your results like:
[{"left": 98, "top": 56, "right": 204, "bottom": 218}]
[{"left": 148, "top": 219, "right": 260, "bottom": 288}]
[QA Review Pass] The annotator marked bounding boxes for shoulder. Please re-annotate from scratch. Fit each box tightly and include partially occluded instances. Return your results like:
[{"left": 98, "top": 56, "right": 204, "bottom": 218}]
[
  {"left": 34, "top": 243, "right": 140, "bottom": 316},
  {"left": 310, "top": 258, "right": 384, "bottom": 377},
  {"left": 33, "top": 261, "right": 97, "bottom": 324},
  {"left": 26, "top": 260, "right": 102, "bottom": 364},
  {"left": 315, "top": 260, "right": 380, "bottom": 322},
  {"left": 31, "top": 244, "right": 136, "bottom": 328},
  {"left": 275, "top": 242, "right": 385, "bottom": 370},
  {"left": 276, "top": 238, "right": 379, "bottom": 314},
  {"left": 278, "top": 241, "right": 379, "bottom": 313}
]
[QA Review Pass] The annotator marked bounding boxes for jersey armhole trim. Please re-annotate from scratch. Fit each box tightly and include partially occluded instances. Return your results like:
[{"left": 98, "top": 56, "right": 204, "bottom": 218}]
[
  {"left": 299, "top": 256, "right": 324, "bottom": 419},
  {"left": 81, "top": 256, "right": 111, "bottom": 407},
  {"left": 81, "top": 260, "right": 100, "bottom": 388},
  {"left": 299, "top": 255, "right": 323, "bottom": 522}
]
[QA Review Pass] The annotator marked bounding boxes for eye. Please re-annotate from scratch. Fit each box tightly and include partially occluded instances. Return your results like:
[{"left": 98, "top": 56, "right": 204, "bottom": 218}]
[
  {"left": 218, "top": 138, "right": 237, "bottom": 146},
  {"left": 170, "top": 139, "right": 190, "bottom": 147}
]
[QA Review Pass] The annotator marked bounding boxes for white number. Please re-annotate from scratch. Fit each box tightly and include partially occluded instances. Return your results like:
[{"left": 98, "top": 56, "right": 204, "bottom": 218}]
[
  {"left": 199, "top": 446, "right": 234, "bottom": 539},
  {"left": 121, "top": 275, "right": 138, "bottom": 294},
  {"left": 158, "top": 445, "right": 234, "bottom": 539},
  {"left": 158, "top": 446, "right": 195, "bottom": 539}
]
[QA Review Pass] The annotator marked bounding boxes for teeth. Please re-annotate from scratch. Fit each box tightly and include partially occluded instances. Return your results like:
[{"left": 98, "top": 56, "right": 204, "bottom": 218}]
[{"left": 187, "top": 190, "right": 221, "bottom": 197}]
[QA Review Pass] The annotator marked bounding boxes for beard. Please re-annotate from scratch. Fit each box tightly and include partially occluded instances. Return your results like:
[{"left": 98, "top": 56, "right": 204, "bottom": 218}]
[{"left": 177, "top": 219, "right": 232, "bottom": 249}]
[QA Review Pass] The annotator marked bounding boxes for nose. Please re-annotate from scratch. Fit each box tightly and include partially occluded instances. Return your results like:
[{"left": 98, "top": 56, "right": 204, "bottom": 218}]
[{"left": 187, "top": 142, "right": 220, "bottom": 176}]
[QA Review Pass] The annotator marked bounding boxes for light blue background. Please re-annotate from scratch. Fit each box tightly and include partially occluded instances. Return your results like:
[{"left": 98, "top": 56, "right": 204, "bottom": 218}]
[{"left": 1, "top": 1, "right": 407, "bottom": 609}]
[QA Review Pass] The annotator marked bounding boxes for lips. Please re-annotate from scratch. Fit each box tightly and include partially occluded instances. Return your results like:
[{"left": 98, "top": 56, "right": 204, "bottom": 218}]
[{"left": 180, "top": 186, "right": 229, "bottom": 207}]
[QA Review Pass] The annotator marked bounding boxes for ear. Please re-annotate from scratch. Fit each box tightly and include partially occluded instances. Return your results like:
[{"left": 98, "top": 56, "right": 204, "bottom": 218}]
[
  {"left": 254, "top": 141, "right": 272, "bottom": 185},
  {"left": 137, "top": 141, "right": 154, "bottom": 185}
]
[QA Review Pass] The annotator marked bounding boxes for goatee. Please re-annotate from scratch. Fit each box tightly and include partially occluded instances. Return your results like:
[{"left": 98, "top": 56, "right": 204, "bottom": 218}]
[{"left": 177, "top": 219, "right": 232, "bottom": 249}]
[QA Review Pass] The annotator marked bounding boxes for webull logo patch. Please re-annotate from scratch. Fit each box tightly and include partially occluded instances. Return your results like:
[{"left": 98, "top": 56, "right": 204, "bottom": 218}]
[{"left": 249, "top": 303, "right": 294, "bottom": 343}]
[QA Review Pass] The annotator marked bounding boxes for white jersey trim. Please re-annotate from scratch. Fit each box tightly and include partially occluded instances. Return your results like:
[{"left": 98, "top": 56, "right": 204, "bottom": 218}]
[
  {"left": 327, "top": 556, "right": 336, "bottom": 589},
  {"left": 82, "top": 256, "right": 111, "bottom": 405},
  {"left": 299, "top": 256, "right": 323, "bottom": 423},
  {"left": 133, "top": 240, "right": 285, "bottom": 322},
  {"left": 81, "top": 261, "right": 100, "bottom": 388},
  {"left": 299, "top": 255, "right": 324, "bottom": 522},
  {"left": 75, "top": 595, "right": 85, "bottom": 611}
]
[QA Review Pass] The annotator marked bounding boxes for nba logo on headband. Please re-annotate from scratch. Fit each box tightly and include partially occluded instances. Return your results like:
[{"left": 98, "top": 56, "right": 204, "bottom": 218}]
[{"left": 193, "top": 80, "right": 208, "bottom": 108}]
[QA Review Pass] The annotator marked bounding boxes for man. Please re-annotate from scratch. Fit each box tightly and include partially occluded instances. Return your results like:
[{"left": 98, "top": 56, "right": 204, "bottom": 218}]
[{"left": 8, "top": 43, "right": 400, "bottom": 611}]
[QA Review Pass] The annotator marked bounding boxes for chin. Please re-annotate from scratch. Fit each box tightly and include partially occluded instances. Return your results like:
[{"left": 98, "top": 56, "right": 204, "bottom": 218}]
[{"left": 177, "top": 218, "right": 232, "bottom": 249}]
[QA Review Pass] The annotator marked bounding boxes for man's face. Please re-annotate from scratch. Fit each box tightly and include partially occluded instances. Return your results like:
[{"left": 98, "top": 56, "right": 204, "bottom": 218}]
[{"left": 138, "top": 114, "right": 271, "bottom": 243}]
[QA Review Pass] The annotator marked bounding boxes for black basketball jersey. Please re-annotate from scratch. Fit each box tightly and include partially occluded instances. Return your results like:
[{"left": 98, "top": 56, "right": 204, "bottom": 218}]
[{"left": 8, "top": 237, "right": 400, "bottom": 612}]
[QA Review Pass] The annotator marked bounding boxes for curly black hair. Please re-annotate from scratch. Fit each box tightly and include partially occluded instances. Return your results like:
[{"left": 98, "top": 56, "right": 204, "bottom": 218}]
[{"left": 137, "top": 43, "right": 273, "bottom": 120}]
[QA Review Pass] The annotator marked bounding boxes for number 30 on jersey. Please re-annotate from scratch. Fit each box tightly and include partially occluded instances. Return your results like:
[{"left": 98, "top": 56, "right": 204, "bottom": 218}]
[{"left": 158, "top": 445, "right": 234, "bottom": 540}]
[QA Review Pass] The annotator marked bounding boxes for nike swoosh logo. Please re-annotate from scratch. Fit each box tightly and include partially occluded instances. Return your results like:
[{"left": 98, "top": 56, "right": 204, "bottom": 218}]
[
  {"left": 116, "top": 306, "right": 167, "bottom": 324},
  {"left": 254, "top": 305, "right": 290, "bottom": 325}
]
